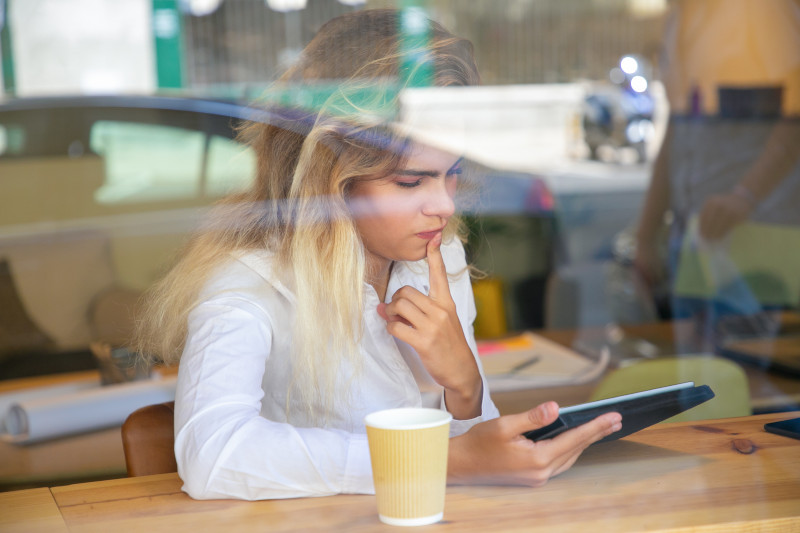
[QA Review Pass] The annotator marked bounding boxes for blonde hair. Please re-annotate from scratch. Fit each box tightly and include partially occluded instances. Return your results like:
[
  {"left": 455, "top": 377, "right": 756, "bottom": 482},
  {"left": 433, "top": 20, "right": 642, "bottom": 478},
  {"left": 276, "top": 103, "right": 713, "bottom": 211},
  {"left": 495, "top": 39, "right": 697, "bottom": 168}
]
[{"left": 134, "top": 9, "right": 479, "bottom": 421}]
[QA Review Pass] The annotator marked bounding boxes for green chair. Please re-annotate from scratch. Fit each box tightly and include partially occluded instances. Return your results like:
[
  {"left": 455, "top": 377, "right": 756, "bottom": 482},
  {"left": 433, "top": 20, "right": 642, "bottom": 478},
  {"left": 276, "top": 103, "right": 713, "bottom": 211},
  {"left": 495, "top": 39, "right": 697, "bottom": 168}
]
[{"left": 588, "top": 355, "right": 751, "bottom": 423}]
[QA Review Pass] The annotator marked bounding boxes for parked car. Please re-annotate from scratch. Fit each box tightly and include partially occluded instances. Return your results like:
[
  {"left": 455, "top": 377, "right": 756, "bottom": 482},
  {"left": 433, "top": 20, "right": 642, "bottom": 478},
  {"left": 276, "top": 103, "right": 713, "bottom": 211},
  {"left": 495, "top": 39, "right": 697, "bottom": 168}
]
[{"left": 0, "top": 94, "right": 557, "bottom": 379}]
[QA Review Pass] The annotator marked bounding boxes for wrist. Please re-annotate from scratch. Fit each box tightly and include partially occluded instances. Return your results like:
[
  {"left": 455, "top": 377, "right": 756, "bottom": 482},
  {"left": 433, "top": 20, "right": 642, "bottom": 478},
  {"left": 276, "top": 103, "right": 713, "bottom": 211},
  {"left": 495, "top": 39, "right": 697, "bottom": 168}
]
[
  {"left": 448, "top": 348, "right": 482, "bottom": 399},
  {"left": 444, "top": 376, "right": 483, "bottom": 420},
  {"left": 446, "top": 434, "right": 473, "bottom": 485}
]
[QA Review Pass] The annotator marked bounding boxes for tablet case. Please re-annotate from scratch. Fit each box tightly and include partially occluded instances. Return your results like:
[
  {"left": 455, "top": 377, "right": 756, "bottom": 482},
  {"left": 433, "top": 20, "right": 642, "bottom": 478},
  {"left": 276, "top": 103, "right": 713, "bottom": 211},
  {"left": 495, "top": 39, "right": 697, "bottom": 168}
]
[{"left": 523, "top": 384, "right": 715, "bottom": 444}]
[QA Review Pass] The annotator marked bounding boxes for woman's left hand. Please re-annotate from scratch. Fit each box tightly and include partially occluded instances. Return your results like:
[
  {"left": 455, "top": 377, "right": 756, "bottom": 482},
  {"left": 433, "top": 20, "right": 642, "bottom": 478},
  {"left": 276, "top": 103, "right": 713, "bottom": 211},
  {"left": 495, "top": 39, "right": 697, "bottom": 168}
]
[{"left": 377, "top": 233, "right": 482, "bottom": 419}]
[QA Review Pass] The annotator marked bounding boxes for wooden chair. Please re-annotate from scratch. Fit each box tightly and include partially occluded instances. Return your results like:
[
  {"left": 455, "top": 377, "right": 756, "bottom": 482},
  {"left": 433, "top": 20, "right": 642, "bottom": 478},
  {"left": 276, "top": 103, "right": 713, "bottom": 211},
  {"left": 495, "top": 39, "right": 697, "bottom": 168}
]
[{"left": 121, "top": 401, "right": 177, "bottom": 476}]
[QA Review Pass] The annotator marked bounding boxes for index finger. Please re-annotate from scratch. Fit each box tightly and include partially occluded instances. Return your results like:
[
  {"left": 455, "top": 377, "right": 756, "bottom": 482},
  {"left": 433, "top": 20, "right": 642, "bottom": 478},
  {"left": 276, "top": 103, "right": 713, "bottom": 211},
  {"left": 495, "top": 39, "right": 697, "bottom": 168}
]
[{"left": 426, "top": 232, "right": 451, "bottom": 301}]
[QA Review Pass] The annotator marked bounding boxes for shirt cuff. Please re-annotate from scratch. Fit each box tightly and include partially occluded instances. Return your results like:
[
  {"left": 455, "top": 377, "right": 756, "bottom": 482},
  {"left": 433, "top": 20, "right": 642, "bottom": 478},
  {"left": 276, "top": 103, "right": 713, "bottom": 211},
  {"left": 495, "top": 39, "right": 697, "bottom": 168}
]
[
  {"left": 450, "top": 416, "right": 483, "bottom": 437},
  {"left": 438, "top": 390, "right": 486, "bottom": 437},
  {"left": 439, "top": 377, "right": 500, "bottom": 437}
]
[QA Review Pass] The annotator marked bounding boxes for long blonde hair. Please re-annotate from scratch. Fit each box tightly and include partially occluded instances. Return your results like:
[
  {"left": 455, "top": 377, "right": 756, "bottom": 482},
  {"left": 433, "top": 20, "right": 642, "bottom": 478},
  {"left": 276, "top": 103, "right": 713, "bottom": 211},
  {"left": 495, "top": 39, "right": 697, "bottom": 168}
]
[{"left": 135, "top": 9, "right": 479, "bottom": 420}]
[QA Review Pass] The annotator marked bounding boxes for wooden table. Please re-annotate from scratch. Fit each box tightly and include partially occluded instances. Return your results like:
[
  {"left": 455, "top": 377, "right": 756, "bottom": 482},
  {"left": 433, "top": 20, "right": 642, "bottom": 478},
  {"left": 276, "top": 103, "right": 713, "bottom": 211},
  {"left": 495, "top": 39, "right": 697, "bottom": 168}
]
[
  {"left": 2, "top": 413, "right": 798, "bottom": 532},
  {"left": 0, "top": 488, "right": 69, "bottom": 533}
]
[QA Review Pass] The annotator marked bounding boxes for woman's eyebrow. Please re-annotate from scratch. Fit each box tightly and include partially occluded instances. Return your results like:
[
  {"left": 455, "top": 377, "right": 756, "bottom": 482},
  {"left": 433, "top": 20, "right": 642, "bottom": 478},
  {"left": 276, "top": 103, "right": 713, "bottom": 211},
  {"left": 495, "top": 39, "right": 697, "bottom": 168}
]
[
  {"left": 396, "top": 169, "right": 439, "bottom": 177},
  {"left": 396, "top": 157, "right": 465, "bottom": 178}
]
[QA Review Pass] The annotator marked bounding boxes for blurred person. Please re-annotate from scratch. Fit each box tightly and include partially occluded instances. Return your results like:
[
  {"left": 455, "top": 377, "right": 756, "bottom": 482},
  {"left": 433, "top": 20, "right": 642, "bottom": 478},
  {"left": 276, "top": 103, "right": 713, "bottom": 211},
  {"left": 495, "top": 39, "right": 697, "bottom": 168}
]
[
  {"left": 635, "top": 0, "right": 800, "bottom": 352},
  {"left": 135, "top": 9, "right": 621, "bottom": 501}
]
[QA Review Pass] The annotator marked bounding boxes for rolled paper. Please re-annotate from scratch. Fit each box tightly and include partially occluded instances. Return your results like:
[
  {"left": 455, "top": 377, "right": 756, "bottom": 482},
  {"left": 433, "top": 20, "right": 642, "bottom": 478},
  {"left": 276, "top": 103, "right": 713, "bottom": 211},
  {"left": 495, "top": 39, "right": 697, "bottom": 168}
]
[
  {"left": 0, "top": 378, "right": 102, "bottom": 423},
  {"left": 1, "top": 376, "right": 177, "bottom": 444}
]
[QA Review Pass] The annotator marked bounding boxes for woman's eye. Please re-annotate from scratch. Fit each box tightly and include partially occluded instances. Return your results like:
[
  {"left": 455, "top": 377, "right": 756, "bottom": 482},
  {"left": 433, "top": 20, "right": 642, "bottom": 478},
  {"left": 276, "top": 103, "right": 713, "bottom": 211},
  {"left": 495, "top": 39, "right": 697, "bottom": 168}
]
[{"left": 395, "top": 178, "right": 422, "bottom": 188}]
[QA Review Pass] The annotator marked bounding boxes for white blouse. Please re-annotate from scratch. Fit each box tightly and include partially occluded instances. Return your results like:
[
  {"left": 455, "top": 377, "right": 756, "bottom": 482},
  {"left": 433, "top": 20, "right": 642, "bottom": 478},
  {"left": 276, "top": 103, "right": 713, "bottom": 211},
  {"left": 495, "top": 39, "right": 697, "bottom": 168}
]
[{"left": 174, "top": 238, "right": 499, "bottom": 500}]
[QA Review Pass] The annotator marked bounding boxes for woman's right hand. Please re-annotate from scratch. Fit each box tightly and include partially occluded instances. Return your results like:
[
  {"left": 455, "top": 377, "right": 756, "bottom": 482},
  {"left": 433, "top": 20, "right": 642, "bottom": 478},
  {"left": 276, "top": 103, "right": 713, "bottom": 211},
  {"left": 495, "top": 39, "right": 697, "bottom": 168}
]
[{"left": 447, "top": 402, "right": 622, "bottom": 487}]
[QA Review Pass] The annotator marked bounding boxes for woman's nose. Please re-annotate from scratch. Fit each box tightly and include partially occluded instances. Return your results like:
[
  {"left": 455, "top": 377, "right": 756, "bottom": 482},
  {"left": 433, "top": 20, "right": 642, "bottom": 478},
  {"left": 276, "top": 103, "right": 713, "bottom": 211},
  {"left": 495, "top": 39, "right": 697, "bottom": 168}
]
[{"left": 422, "top": 180, "right": 456, "bottom": 219}]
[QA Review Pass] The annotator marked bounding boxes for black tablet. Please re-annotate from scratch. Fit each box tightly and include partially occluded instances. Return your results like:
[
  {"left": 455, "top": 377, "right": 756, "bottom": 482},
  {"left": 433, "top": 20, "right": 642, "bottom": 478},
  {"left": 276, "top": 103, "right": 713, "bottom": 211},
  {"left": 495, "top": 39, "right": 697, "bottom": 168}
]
[
  {"left": 764, "top": 417, "right": 800, "bottom": 441},
  {"left": 523, "top": 382, "right": 715, "bottom": 444}
]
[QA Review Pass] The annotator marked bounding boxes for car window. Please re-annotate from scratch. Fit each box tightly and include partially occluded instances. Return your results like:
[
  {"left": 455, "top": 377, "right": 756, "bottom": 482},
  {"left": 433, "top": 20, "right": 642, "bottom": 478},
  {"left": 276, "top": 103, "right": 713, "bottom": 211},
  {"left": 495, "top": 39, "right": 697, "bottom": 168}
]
[
  {"left": 0, "top": 123, "right": 25, "bottom": 156},
  {"left": 89, "top": 120, "right": 255, "bottom": 204},
  {"left": 90, "top": 120, "right": 206, "bottom": 204},
  {"left": 205, "top": 134, "right": 256, "bottom": 197}
]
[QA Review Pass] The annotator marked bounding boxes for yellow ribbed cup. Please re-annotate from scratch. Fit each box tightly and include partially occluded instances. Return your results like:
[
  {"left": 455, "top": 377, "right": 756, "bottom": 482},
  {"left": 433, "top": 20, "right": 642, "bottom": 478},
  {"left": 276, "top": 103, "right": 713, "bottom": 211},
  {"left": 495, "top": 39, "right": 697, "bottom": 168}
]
[{"left": 365, "top": 408, "right": 451, "bottom": 527}]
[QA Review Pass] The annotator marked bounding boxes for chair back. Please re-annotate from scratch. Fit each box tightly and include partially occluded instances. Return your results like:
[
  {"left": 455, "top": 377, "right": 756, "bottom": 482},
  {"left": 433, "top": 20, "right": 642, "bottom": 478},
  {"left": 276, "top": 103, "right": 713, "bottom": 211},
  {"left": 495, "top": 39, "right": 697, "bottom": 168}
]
[
  {"left": 588, "top": 355, "right": 751, "bottom": 422},
  {"left": 121, "top": 401, "right": 177, "bottom": 476}
]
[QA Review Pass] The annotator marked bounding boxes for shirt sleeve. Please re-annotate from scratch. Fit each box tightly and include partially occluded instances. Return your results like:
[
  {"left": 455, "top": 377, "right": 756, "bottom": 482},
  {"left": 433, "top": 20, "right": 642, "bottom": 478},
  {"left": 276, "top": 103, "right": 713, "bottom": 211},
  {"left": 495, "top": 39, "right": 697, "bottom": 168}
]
[{"left": 174, "top": 296, "right": 374, "bottom": 501}]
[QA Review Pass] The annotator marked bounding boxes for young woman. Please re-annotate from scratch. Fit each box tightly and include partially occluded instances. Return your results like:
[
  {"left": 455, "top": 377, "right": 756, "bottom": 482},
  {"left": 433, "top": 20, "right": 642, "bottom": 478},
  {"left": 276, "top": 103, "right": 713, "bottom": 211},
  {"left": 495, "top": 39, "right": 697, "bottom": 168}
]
[{"left": 135, "top": 9, "right": 621, "bottom": 500}]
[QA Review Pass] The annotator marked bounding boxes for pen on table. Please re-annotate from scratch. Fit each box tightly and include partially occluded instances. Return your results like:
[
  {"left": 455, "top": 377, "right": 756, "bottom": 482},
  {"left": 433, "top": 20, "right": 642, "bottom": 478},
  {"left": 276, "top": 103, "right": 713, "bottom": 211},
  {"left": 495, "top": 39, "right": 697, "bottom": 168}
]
[{"left": 507, "top": 355, "right": 541, "bottom": 375}]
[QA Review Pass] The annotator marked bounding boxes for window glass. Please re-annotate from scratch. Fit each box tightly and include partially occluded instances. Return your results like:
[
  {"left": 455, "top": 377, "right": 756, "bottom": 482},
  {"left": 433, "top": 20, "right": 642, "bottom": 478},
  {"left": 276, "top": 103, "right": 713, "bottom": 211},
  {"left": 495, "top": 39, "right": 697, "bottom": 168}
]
[{"left": 2, "top": 0, "right": 798, "bottom": 451}]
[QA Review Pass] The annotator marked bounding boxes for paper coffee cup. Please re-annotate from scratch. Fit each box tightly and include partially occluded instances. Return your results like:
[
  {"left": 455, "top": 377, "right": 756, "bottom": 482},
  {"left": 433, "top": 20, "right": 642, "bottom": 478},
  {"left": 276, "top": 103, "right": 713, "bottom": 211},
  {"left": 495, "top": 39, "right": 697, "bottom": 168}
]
[{"left": 365, "top": 407, "right": 452, "bottom": 527}]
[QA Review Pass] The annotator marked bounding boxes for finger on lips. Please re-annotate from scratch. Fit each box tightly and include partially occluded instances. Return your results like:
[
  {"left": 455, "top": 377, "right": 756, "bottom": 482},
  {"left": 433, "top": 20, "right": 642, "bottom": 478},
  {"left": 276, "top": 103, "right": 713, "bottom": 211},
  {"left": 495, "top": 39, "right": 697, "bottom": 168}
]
[
  {"left": 426, "top": 232, "right": 450, "bottom": 301},
  {"left": 377, "top": 231, "right": 451, "bottom": 326}
]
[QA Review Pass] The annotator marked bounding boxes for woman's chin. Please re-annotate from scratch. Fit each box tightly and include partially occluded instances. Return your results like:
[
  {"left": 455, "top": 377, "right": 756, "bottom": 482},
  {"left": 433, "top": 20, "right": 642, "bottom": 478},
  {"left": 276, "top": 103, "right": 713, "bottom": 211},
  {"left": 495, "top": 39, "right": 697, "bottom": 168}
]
[{"left": 408, "top": 250, "right": 429, "bottom": 263}]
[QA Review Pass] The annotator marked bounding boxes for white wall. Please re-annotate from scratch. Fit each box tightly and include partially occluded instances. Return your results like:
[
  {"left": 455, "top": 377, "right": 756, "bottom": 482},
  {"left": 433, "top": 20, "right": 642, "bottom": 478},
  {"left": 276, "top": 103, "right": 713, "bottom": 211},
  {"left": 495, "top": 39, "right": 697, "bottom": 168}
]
[{"left": 11, "top": 0, "right": 156, "bottom": 95}]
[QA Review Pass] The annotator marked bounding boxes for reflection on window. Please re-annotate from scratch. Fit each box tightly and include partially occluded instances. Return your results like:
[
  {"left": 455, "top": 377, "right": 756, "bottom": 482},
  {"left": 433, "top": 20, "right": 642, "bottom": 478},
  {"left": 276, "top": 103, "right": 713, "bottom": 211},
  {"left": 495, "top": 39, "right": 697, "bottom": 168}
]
[
  {"left": 90, "top": 120, "right": 205, "bottom": 204},
  {"left": 0, "top": 124, "right": 26, "bottom": 156},
  {"left": 89, "top": 120, "right": 256, "bottom": 204},
  {"left": 205, "top": 136, "right": 256, "bottom": 197}
]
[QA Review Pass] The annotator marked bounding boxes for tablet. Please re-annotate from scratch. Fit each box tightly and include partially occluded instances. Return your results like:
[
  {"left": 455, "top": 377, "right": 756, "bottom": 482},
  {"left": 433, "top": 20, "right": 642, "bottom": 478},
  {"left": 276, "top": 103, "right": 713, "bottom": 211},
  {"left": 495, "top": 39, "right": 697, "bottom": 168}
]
[
  {"left": 764, "top": 416, "right": 800, "bottom": 441},
  {"left": 523, "top": 382, "right": 715, "bottom": 443}
]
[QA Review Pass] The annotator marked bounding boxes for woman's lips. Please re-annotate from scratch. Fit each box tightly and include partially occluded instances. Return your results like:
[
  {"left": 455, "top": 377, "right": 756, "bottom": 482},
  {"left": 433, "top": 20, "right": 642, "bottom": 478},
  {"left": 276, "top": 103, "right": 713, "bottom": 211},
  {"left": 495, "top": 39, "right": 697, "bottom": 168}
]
[{"left": 416, "top": 229, "right": 443, "bottom": 240}]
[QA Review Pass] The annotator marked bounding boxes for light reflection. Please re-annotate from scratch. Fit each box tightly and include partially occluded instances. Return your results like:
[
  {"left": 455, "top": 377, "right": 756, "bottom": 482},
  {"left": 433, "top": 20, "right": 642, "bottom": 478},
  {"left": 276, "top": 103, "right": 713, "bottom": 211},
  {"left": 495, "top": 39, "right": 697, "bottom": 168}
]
[
  {"left": 265, "top": 0, "right": 308, "bottom": 12},
  {"left": 620, "top": 56, "right": 639, "bottom": 75},
  {"left": 630, "top": 75, "right": 648, "bottom": 93}
]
